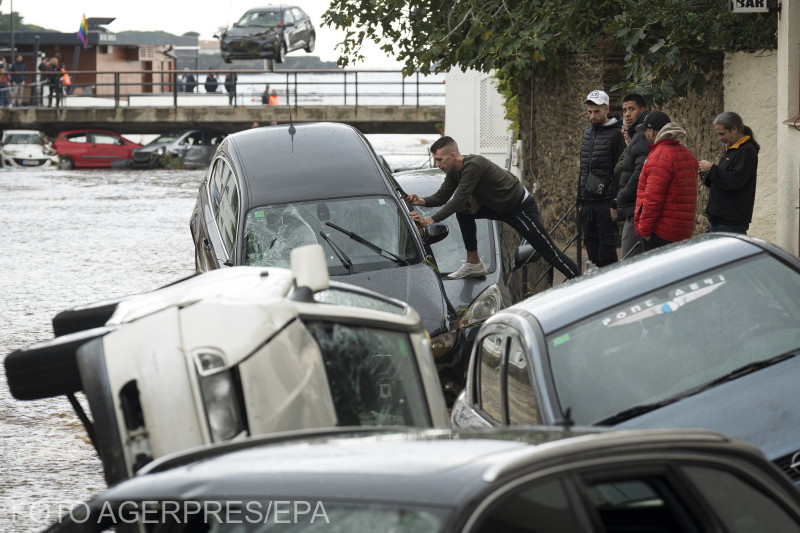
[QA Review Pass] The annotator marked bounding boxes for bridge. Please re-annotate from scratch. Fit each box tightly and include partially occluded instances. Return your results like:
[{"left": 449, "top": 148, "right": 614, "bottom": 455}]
[{"left": 0, "top": 69, "right": 446, "bottom": 135}]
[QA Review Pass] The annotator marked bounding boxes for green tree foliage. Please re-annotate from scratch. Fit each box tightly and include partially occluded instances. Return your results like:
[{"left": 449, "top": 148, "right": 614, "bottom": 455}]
[{"left": 323, "top": 0, "right": 776, "bottom": 103}]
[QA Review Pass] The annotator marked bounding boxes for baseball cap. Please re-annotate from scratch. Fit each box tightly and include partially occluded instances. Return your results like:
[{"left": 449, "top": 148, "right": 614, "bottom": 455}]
[
  {"left": 636, "top": 110, "right": 671, "bottom": 132},
  {"left": 584, "top": 90, "right": 609, "bottom": 106}
]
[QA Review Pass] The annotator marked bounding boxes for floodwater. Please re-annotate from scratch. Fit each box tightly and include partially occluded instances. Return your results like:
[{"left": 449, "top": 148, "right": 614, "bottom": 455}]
[{"left": 0, "top": 133, "right": 436, "bottom": 532}]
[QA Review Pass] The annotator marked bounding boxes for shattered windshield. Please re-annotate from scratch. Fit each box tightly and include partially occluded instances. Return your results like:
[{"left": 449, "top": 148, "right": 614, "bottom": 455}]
[
  {"left": 307, "top": 322, "right": 431, "bottom": 427},
  {"left": 244, "top": 197, "right": 421, "bottom": 274},
  {"left": 546, "top": 255, "right": 800, "bottom": 426},
  {"left": 3, "top": 133, "right": 41, "bottom": 145}
]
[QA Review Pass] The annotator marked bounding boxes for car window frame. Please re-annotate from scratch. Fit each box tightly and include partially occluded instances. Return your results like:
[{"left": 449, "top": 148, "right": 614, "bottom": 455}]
[{"left": 205, "top": 154, "right": 241, "bottom": 261}]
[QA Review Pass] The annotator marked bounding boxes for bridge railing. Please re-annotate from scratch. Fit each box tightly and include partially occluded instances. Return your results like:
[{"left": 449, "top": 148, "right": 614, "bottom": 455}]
[{"left": 12, "top": 69, "right": 446, "bottom": 109}]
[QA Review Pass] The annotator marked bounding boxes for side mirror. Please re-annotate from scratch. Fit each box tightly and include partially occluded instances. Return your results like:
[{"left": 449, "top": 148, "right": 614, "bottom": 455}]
[
  {"left": 290, "top": 244, "right": 329, "bottom": 301},
  {"left": 512, "top": 244, "right": 539, "bottom": 271},
  {"left": 423, "top": 223, "right": 449, "bottom": 245}
]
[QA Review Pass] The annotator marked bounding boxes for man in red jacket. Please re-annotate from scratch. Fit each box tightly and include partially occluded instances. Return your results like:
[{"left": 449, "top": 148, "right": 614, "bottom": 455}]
[{"left": 634, "top": 111, "right": 698, "bottom": 252}]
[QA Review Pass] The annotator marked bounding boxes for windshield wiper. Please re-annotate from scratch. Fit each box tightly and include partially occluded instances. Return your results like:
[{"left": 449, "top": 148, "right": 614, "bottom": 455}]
[
  {"left": 318, "top": 231, "right": 354, "bottom": 274},
  {"left": 596, "top": 350, "right": 799, "bottom": 426},
  {"left": 325, "top": 221, "right": 410, "bottom": 266}
]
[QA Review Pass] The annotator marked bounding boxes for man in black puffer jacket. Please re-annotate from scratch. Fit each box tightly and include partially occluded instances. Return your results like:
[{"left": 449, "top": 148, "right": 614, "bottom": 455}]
[
  {"left": 578, "top": 90, "right": 626, "bottom": 267},
  {"left": 615, "top": 94, "right": 650, "bottom": 259}
]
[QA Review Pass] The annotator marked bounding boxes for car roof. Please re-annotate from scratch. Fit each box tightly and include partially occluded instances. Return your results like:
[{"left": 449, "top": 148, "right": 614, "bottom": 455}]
[
  {"left": 56, "top": 129, "right": 122, "bottom": 136},
  {"left": 96, "top": 427, "right": 743, "bottom": 507},
  {"left": 225, "top": 122, "right": 395, "bottom": 207},
  {"left": 502, "top": 234, "right": 784, "bottom": 334},
  {"left": 394, "top": 167, "right": 446, "bottom": 197}
]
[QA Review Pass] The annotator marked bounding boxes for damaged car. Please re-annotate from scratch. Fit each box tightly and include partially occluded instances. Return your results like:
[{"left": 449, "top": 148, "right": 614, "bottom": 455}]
[
  {"left": 4, "top": 244, "right": 449, "bottom": 485},
  {"left": 218, "top": 5, "right": 315, "bottom": 63}
]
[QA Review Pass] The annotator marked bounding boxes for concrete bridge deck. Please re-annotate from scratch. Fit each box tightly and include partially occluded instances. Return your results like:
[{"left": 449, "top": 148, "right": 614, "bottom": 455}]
[{"left": 0, "top": 104, "right": 445, "bottom": 136}]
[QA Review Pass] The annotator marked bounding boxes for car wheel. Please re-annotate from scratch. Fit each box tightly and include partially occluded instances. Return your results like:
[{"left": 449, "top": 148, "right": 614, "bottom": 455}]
[
  {"left": 276, "top": 41, "right": 287, "bottom": 64},
  {"left": 59, "top": 156, "right": 75, "bottom": 170},
  {"left": 223, "top": 55, "right": 232, "bottom": 64},
  {"left": 4, "top": 327, "right": 112, "bottom": 400},
  {"left": 52, "top": 301, "right": 121, "bottom": 337},
  {"left": 304, "top": 32, "right": 316, "bottom": 53}
]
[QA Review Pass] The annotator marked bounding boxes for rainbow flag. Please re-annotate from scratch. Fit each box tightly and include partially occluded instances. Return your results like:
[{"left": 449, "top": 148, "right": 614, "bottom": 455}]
[{"left": 77, "top": 14, "right": 88, "bottom": 49}]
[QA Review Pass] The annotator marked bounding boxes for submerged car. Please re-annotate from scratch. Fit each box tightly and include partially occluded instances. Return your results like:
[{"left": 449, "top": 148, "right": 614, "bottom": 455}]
[
  {"left": 46, "top": 426, "right": 800, "bottom": 532},
  {"left": 0, "top": 129, "right": 57, "bottom": 168},
  {"left": 4, "top": 245, "right": 449, "bottom": 485},
  {"left": 394, "top": 168, "right": 536, "bottom": 346},
  {"left": 131, "top": 129, "right": 226, "bottom": 169},
  {"left": 190, "top": 122, "right": 468, "bottom": 401},
  {"left": 52, "top": 129, "right": 142, "bottom": 169},
  {"left": 452, "top": 233, "right": 800, "bottom": 485},
  {"left": 219, "top": 5, "right": 315, "bottom": 63}
]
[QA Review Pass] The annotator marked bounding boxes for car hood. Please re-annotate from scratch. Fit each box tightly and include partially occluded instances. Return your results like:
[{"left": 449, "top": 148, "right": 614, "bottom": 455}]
[
  {"left": 615, "top": 355, "right": 800, "bottom": 461},
  {"left": 226, "top": 25, "right": 280, "bottom": 38},
  {"left": 340, "top": 263, "right": 450, "bottom": 336}
]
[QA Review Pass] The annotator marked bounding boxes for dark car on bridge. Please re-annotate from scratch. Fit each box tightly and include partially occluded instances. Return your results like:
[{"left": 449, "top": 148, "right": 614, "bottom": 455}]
[
  {"left": 131, "top": 129, "right": 226, "bottom": 169},
  {"left": 218, "top": 5, "right": 315, "bottom": 64},
  {"left": 52, "top": 129, "right": 142, "bottom": 169},
  {"left": 46, "top": 426, "right": 800, "bottom": 532},
  {"left": 452, "top": 233, "right": 800, "bottom": 486},
  {"left": 189, "top": 122, "right": 470, "bottom": 400}
]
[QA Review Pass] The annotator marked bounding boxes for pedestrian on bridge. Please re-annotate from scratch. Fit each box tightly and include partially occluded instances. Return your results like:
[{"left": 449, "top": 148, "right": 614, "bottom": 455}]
[
  {"left": 224, "top": 72, "right": 237, "bottom": 105},
  {"left": 405, "top": 136, "right": 582, "bottom": 280}
]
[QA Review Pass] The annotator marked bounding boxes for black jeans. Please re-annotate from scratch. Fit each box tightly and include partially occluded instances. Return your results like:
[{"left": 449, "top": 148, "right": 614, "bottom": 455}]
[
  {"left": 579, "top": 202, "right": 618, "bottom": 267},
  {"left": 456, "top": 196, "right": 581, "bottom": 279},
  {"left": 640, "top": 233, "right": 671, "bottom": 252}
]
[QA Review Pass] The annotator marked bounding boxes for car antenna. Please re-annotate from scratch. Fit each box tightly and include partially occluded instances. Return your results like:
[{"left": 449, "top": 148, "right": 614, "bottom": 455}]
[{"left": 287, "top": 101, "right": 296, "bottom": 151}]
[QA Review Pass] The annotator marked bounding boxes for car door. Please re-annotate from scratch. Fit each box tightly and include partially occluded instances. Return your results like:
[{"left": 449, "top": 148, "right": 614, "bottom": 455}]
[
  {"left": 89, "top": 132, "right": 130, "bottom": 167},
  {"left": 292, "top": 7, "right": 310, "bottom": 46},
  {"left": 282, "top": 9, "right": 302, "bottom": 51},
  {"left": 466, "top": 462, "right": 800, "bottom": 532},
  {"left": 455, "top": 321, "right": 546, "bottom": 427},
  {"left": 182, "top": 132, "right": 217, "bottom": 169}
]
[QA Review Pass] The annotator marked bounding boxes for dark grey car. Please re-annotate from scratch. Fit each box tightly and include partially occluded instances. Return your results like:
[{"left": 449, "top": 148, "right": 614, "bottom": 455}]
[
  {"left": 219, "top": 5, "right": 315, "bottom": 63},
  {"left": 189, "top": 122, "right": 470, "bottom": 399},
  {"left": 46, "top": 426, "right": 800, "bottom": 532},
  {"left": 453, "top": 233, "right": 800, "bottom": 486},
  {"left": 131, "top": 130, "right": 226, "bottom": 169}
]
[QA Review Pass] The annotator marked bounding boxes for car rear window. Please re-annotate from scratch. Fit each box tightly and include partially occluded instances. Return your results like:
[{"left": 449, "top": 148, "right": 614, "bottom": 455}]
[
  {"left": 307, "top": 322, "right": 432, "bottom": 427},
  {"left": 546, "top": 254, "right": 800, "bottom": 425}
]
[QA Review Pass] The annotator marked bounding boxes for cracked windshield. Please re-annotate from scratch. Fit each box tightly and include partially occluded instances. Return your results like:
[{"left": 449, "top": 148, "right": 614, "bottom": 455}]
[
  {"left": 245, "top": 197, "right": 421, "bottom": 273},
  {"left": 547, "top": 255, "right": 800, "bottom": 426}
]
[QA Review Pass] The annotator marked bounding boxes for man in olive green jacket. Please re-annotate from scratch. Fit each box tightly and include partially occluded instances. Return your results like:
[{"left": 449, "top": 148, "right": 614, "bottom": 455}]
[{"left": 406, "top": 136, "right": 581, "bottom": 280}]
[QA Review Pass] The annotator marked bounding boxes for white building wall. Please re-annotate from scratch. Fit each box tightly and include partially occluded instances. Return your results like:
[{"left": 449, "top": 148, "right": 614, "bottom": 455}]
[
  {"left": 776, "top": 0, "right": 800, "bottom": 255},
  {"left": 445, "top": 69, "right": 519, "bottom": 176},
  {"left": 724, "top": 51, "right": 778, "bottom": 243}
]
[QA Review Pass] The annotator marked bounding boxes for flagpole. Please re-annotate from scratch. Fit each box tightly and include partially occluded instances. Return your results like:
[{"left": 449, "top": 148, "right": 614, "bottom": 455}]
[{"left": 10, "top": 0, "right": 15, "bottom": 57}]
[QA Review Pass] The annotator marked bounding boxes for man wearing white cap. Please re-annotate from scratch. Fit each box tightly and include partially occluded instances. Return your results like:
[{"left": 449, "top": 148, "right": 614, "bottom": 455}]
[{"left": 578, "top": 89, "right": 625, "bottom": 267}]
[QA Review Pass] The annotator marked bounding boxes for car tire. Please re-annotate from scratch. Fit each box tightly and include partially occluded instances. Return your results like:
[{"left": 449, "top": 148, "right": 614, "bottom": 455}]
[
  {"left": 276, "top": 42, "right": 287, "bottom": 64},
  {"left": 4, "top": 327, "right": 112, "bottom": 400},
  {"left": 59, "top": 156, "right": 75, "bottom": 170},
  {"left": 52, "top": 301, "right": 121, "bottom": 337},
  {"left": 304, "top": 32, "right": 316, "bottom": 53},
  {"left": 223, "top": 56, "right": 232, "bottom": 64}
]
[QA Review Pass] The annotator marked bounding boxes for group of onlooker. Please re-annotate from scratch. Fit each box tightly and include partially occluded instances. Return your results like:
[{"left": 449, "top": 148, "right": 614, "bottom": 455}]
[
  {"left": 0, "top": 55, "right": 71, "bottom": 108},
  {"left": 579, "top": 89, "right": 758, "bottom": 265},
  {"left": 179, "top": 68, "right": 241, "bottom": 105},
  {"left": 0, "top": 55, "right": 31, "bottom": 108}
]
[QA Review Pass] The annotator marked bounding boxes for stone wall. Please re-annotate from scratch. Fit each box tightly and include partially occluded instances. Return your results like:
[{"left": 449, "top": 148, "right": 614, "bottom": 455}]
[{"left": 509, "top": 53, "right": 725, "bottom": 298}]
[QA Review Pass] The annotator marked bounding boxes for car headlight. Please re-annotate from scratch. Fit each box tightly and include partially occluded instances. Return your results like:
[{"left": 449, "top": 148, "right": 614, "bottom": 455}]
[
  {"left": 430, "top": 330, "right": 459, "bottom": 359},
  {"left": 194, "top": 351, "right": 245, "bottom": 442},
  {"left": 459, "top": 284, "right": 502, "bottom": 327},
  {"left": 155, "top": 147, "right": 165, "bottom": 156}
]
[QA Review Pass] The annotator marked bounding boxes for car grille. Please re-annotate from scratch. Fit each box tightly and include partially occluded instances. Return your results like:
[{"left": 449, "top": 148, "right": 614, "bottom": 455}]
[
  {"left": 773, "top": 451, "right": 800, "bottom": 483},
  {"left": 132, "top": 153, "right": 153, "bottom": 163},
  {"left": 14, "top": 158, "right": 49, "bottom": 167}
]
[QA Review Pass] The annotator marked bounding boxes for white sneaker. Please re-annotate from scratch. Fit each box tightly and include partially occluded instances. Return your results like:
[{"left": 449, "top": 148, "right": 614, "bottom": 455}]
[{"left": 446, "top": 259, "right": 488, "bottom": 280}]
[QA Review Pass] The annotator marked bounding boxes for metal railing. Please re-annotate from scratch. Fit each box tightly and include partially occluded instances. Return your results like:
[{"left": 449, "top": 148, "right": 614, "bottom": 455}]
[
  {"left": 519, "top": 201, "right": 583, "bottom": 293},
  {"left": 3, "top": 69, "right": 446, "bottom": 110}
]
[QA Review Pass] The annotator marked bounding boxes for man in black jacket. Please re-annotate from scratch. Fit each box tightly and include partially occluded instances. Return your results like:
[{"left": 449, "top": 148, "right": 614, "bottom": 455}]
[
  {"left": 579, "top": 90, "right": 626, "bottom": 267},
  {"left": 615, "top": 94, "right": 649, "bottom": 259},
  {"left": 698, "top": 111, "right": 759, "bottom": 234}
]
